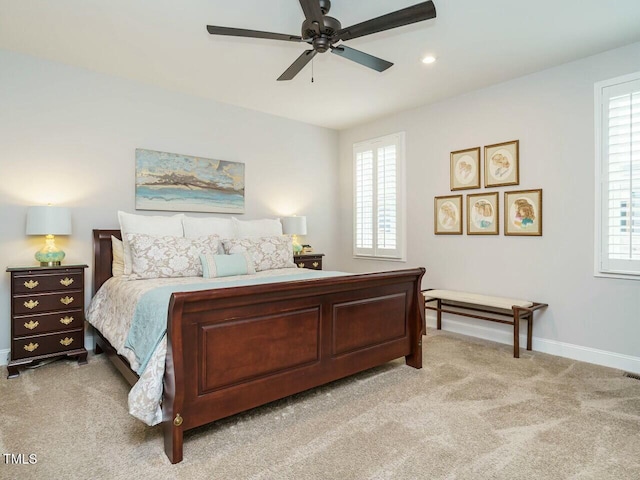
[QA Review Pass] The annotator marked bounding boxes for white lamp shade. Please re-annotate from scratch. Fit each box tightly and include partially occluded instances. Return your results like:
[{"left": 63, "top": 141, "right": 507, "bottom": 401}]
[
  {"left": 26, "top": 206, "right": 72, "bottom": 235},
  {"left": 281, "top": 216, "right": 307, "bottom": 235}
]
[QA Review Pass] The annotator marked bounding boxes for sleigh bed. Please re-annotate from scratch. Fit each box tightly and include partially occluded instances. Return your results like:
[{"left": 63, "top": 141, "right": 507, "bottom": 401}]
[{"left": 90, "top": 229, "right": 425, "bottom": 464}]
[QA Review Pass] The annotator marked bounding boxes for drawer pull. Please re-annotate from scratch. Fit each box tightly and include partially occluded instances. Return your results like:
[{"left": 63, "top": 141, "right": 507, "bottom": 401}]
[
  {"left": 60, "top": 277, "right": 74, "bottom": 287},
  {"left": 24, "top": 299, "right": 39, "bottom": 309},
  {"left": 24, "top": 342, "right": 39, "bottom": 352},
  {"left": 24, "top": 280, "right": 39, "bottom": 289},
  {"left": 298, "top": 262, "right": 305, "bottom": 268},
  {"left": 60, "top": 316, "right": 74, "bottom": 325},
  {"left": 24, "top": 320, "right": 39, "bottom": 330},
  {"left": 312, "top": 262, "right": 319, "bottom": 268},
  {"left": 60, "top": 296, "right": 74, "bottom": 305},
  {"left": 60, "top": 337, "right": 74, "bottom": 347}
]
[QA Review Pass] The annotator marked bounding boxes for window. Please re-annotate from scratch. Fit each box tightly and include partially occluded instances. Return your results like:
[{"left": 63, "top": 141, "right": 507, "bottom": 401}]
[
  {"left": 595, "top": 72, "right": 640, "bottom": 278},
  {"left": 353, "top": 132, "right": 406, "bottom": 260}
]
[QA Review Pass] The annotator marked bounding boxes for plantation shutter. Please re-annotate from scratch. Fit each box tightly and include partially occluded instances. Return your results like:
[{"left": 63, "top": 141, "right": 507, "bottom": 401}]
[
  {"left": 355, "top": 149, "right": 374, "bottom": 254},
  {"left": 599, "top": 77, "right": 640, "bottom": 275},
  {"left": 353, "top": 133, "right": 405, "bottom": 260},
  {"left": 376, "top": 144, "right": 398, "bottom": 253}
]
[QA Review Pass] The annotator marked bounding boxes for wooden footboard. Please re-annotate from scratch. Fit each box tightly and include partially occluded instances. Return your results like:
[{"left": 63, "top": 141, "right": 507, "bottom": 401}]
[
  {"left": 92, "top": 229, "right": 425, "bottom": 465},
  {"left": 163, "top": 268, "right": 425, "bottom": 463}
]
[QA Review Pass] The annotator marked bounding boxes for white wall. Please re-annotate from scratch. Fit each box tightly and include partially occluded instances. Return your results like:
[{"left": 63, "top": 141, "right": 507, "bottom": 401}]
[
  {"left": 0, "top": 50, "right": 339, "bottom": 359},
  {"left": 337, "top": 42, "right": 640, "bottom": 371}
]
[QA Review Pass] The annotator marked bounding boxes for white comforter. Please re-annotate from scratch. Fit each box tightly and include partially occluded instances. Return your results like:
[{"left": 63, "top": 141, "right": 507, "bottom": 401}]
[{"left": 86, "top": 268, "right": 317, "bottom": 425}]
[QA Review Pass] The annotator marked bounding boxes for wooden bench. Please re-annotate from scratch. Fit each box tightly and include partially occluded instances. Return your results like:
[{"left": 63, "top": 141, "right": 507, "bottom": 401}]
[{"left": 422, "top": 289, "right": 548, "bottom": 358}]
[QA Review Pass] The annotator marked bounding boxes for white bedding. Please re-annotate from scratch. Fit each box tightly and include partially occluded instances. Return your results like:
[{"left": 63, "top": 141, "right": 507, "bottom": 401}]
[{"left": 86, "top": 268, "right": 322, "bottom": 425}]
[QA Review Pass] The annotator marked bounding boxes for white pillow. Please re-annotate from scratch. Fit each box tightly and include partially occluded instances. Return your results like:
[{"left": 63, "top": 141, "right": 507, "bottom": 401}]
[
  {"left": 118, "top": 211, "right": 184, "bottom": 275},
  {"left": 223, "top": 236, "right": 295, "bottom": 272},
  {"left": 183, "top": 216, "right": 235, "bottom": 240},
  {"left": 126, "top": 233, "right": 220, "bottom": 279},
  {"left": 232, "top": 217, "right": 282, "bottom": 238},
  {"left": 111, "top": 236, "right": 125, "bottom": 277}
]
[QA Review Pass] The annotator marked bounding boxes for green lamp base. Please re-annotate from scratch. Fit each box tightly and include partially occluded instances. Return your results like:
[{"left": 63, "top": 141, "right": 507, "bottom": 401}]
[{"left": 35, "top": 235, "right": 65, "bottom": 266}]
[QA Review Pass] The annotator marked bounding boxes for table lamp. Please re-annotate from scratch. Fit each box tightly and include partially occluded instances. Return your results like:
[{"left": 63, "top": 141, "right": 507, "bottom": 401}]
[
  {"left": 26, "top": 205, "right": 72, "bottom": 266},
  {"left": 281, "top": 216, "right": 307, "bottom": 254}
]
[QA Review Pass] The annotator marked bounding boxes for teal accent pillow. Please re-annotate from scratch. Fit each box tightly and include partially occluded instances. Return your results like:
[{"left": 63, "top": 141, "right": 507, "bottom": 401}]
[{"left": 200, "top": 252, "right": 256, "bottom": 278}]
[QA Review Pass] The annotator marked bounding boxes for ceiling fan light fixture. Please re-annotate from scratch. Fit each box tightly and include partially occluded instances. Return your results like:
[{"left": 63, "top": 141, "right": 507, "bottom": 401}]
[{"left": 422, "top": 55, "right": 437, "bottom": 64}]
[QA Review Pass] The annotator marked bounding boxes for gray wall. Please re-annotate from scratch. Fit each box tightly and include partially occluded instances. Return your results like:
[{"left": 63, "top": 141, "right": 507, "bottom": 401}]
[
  {"left": 2, "top": 41, "right": 639, "bottom": 373},
  {"left": 0, "top": 50, "right": 339, "bottom": 358},
  {"left": 337, "top": 42, "right": 640, "bottom": 370}
]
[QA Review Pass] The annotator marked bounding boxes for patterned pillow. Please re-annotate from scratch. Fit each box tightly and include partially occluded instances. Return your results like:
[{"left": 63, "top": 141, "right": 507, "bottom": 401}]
[
  {"left": 223, "top": 236, "right": 295, "bottom": 272},
  {"left": 118, "top": 211, "right": 184, "bottom": 275},
  {"left": 126, "top": 234, "right": 220, "bottom": 279}
]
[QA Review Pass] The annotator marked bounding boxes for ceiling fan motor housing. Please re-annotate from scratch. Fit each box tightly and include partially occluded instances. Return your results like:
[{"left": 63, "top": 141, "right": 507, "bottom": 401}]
[{"left": 302, "top": 15, "right": 341, "bottom": 51}]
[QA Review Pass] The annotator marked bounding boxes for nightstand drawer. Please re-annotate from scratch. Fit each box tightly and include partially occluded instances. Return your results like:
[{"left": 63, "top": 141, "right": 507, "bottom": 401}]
[
  {"left": 12, "top": 329, "right": 84, "bottom": 360},
  {"left": 294, "top": 254, "right": 324, "bottom": 270},
  {"left": 296, "top": 259, "right": 322, "bottom": 270},
  {"left": 13, "top": 309, "right": 84, "bottom": 337},
  {"left": 13, "top": 271, "right": 83, "bottom": 294},
  {"left": 13, "top": 290, "right": 83, "bottom": 314}
]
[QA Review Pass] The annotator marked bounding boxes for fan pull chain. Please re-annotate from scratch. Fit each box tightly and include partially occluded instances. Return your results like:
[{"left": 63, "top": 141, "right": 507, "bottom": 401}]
[{"left": 311, "top": 57, "right": 314, "bottom": 83}]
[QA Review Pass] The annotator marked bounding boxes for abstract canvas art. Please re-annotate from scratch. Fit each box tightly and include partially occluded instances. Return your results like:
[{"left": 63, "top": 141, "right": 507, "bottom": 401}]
[{"left": 135, "top": 149, "right": 245, "bottom": 213}]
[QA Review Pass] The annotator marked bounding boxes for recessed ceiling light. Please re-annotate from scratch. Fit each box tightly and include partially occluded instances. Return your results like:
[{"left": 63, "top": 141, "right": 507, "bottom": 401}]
[{"left": 422, "top": 55, "right": 436, "bottom": 64}]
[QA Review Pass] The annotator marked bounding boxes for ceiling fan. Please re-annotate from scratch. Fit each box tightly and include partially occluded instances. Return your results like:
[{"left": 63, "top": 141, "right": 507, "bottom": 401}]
[{"left": 206, "top": 0, "right": 437, "bottom": 81}]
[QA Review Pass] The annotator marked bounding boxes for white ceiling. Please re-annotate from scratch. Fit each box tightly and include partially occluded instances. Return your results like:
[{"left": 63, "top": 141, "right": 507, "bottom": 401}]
[{"left": 2, "top": 0, "right": 640, "bottom": 130}]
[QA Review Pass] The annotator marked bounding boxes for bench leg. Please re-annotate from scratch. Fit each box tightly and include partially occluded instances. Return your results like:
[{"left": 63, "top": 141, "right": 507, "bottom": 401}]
[
  {"left": 527, "top": 313, "right": 533, "bottom": 351},
  {"left": 437, "top": 299, "right": 442, "bottom": 330},
  {"left": 513, "top": 309, "right": 520, "bottom": 358}
]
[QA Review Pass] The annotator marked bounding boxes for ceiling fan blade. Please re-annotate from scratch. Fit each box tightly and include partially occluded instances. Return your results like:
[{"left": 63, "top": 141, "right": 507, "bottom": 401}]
[
  {"left": 277, "top": 50, "right": 317, "bottom": 81},
  {"left": 331, "top": 45, "right": 393, "bottom": 72},
  {"left": 333, "top": 1, "right": 436, "bottom": 42},
  {"left": 299, "top": 0, "right": 325, "bottom": 33},
  {"left": 207, "top": 25, "right": 303, "bottom": 42}
]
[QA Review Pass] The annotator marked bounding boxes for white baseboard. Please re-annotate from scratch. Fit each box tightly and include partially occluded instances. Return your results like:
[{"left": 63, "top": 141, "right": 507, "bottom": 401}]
[
  {"left": 0, "top": 332, "right": 95, "bottom": 368},
  {"left": 1, "top": 348, "right": 9, "bottom": 367},
  {"left": 427, "top": 315, "right": 640, "bottom": 375}
]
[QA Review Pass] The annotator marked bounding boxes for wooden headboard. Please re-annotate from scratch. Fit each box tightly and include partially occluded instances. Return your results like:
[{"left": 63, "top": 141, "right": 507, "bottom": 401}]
[{"left": 93, "top": 229, "right": 121, "bottom": 295}]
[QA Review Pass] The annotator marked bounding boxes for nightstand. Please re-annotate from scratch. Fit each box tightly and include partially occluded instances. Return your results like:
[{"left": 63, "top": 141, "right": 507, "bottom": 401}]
[
  {"left": 293, "top": 253, "right": 324, "bottom": 270},
  {"left": 6, "top": 265, "right": 88, "bottom": 378}
]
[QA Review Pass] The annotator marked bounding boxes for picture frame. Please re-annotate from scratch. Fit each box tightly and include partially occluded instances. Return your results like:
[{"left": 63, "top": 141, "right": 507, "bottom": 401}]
[
  {"left": 135, "top": 148, "right": 245, "bottom": 213},
  {"left": 467, "top": 192, "right": 499, "bottom": 235},
  {"left": 434, "top": 195, "right": 463, "bottom": 234},
  {"left": 484, "top": 140, "right": 519, "bottom": 187},
  {"left": 504, "top": 189, "right": 542, "bottom": 236},
  {"left": 450, "top": 147, "right": 481, "bottom": 191}
]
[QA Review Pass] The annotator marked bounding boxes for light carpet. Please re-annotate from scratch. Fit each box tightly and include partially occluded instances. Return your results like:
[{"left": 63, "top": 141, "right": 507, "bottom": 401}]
[{"left": 1, "top": 330, "right": 639, "bottom": 480}]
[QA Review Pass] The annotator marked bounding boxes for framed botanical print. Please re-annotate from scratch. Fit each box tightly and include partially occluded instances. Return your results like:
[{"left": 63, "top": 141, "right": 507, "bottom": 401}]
[
  {"left": 484, "top": 140, "right": 519, "bottom": 187},
  {"left": 504, "top": 189, "right": 542, "bottom": 236},
  {"left": 467, "top": 192, "right": 499, "bottom": 235},
  {"left": 450, "top": 147, "right": 481, "bottom": 191},
  {"left": 434, "top": 195, "right": 463, "bottom": 234}
]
